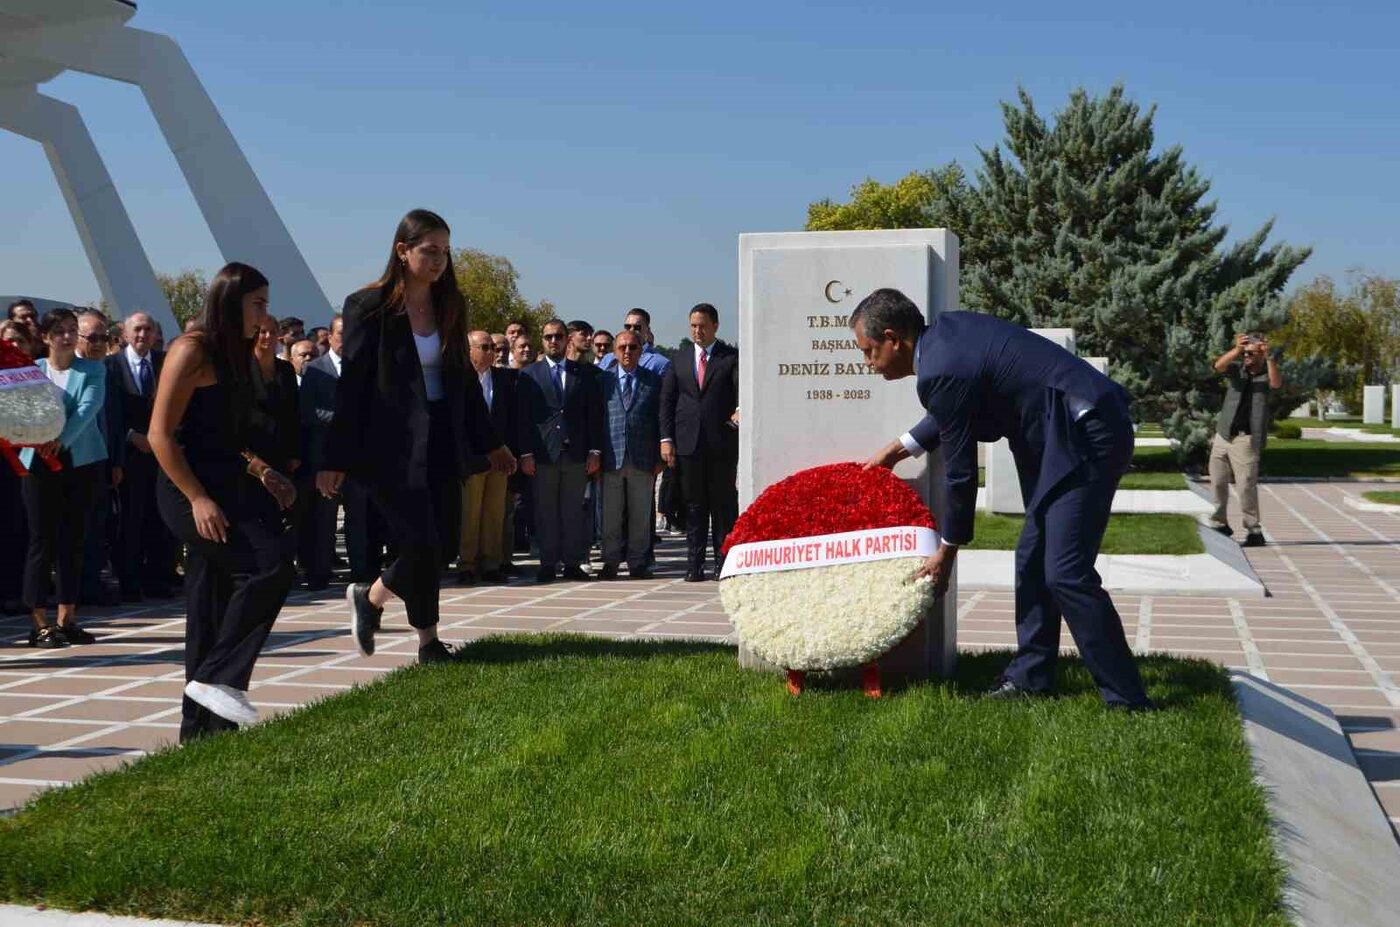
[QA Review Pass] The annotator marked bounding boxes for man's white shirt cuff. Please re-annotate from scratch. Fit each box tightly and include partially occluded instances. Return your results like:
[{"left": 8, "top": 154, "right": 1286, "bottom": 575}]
[{"left": 898, "top": 432, "right": 926, "bottom": 459}]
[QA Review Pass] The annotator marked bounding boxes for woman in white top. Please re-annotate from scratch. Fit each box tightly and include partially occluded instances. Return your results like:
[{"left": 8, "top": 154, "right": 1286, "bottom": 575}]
[{"left": 316, "top": 209, "right": 515, "bottom": 663}]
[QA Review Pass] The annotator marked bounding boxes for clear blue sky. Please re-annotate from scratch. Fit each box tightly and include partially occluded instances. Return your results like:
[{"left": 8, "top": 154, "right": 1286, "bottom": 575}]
[{"left": 3, "top": 0, "right": 1397, "bottom": 346}]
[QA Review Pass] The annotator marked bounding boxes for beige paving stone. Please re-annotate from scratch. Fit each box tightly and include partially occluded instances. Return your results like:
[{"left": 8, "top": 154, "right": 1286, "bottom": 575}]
[
  {"left": 25, "top": 698, "right": 171, "bottom": 724},
  {"left": 1, "top": 751, "right": 142, "bottom": 783}
]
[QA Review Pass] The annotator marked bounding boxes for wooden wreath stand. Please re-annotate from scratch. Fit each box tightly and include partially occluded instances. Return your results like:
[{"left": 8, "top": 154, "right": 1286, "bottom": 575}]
[{"left": 0, "top": 439, "right": 60, "bottom": 475}]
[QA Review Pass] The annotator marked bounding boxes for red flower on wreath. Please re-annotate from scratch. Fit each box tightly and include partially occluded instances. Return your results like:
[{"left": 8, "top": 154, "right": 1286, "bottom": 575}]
[{"left": 722, "top": 462, "right": 935, "bottom": 555}]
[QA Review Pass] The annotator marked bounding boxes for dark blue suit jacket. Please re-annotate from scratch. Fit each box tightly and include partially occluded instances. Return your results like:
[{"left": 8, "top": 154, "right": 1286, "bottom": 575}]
[
  {"left": 600, "top": 365, "right": 662, "bottom": 472},
  {"left": 906, "top": 312, "right": 1131, "bottom": 545},
  {"left": 519, "top": 358, "right": 605, "bottom": 465}
]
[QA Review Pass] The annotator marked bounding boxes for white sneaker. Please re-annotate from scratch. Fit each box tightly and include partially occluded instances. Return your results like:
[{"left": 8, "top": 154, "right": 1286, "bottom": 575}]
[{"left": 184, "top": 680, "right": 260, "bottom": 725}]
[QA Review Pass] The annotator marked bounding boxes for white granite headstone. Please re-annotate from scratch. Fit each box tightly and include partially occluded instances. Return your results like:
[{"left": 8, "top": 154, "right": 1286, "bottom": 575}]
[
  {"left": 983, "top": 328, "right": 1077, "bottom": 514},
  {"left": 1083, "top": 356, "right": 1109, "bottom": 375},
  {"left": 738, "top": 229, "right": 959, "bottom": 677},
  {"left": 1363, "top": 385, "right": 1384, "bottom": 424},
  {"left": 1392, "top": 387, "right": 1400, "bottom": 431}
]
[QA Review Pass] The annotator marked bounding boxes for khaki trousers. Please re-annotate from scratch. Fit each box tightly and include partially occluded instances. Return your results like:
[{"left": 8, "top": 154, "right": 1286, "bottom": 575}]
[
  {"left": 1208, "top": 434, "right": 1261, "bottom": 533},
  {"left": 460, "top": 470, "right": 508, "bottom": 570}
]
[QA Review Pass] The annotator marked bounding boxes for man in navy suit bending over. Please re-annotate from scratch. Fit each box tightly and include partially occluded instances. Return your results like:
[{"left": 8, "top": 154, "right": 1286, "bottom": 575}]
[{"left": 856, "top": 288, "right": 1152, "bottom": 710}]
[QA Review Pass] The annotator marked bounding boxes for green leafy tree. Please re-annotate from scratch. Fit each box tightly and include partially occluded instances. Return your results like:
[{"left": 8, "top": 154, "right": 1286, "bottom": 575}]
[
  {"left": 451, "top": 248, "right": 554, "bottom": 347},
  {"left": 806, "top": 165, "right": 978, "bottom": 244},
  {"left": 156, "top": 270, "right": 208, "bottom": 328},
  {"left": 806, "top": 85, "right": 1311, "bottom": 460},
  {"left": 1276, "top": 273, "right": 1400, "bottom": 413}
]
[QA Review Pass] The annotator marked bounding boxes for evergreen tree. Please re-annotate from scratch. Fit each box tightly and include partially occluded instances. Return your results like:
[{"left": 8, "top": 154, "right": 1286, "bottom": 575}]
[{"left": 807, "top": 85, "right": 1311, "bottom": 459}]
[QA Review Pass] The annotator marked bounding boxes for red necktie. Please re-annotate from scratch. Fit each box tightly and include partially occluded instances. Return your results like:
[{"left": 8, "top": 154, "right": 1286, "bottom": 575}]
[{"left": 697, "top": 348, "right": 707, "bottom": 388}]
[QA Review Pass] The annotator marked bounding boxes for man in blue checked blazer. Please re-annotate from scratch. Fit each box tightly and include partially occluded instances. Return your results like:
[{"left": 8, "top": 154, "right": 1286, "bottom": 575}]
[
  {"left": 597, "top": 330, "right": 664, "bottom": 580},
  {"left": 856, "top": 288, "right": 1151, "bottom": 711}
]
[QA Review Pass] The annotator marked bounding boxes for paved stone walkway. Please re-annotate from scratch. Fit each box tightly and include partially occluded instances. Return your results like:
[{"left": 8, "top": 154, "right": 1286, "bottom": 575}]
[{"left": 2, "top": 483, "right": 1397, "bottom": 843}]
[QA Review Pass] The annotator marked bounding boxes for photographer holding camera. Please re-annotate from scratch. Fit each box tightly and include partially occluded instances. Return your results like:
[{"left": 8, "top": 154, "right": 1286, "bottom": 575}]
[{"left": 1209, "top": 333, "right": 1283, "bottom": 547}]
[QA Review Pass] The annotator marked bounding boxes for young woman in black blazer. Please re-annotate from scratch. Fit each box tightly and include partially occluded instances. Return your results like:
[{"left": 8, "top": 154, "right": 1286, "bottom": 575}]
[{"left": 316, "top": 209, "right": 515, "bottom": 662}]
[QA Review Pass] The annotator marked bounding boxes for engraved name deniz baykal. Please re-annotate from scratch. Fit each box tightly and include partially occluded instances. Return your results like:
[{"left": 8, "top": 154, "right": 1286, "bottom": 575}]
[{"left": 774, "top": 280, "right": 875, "bottom": 401}]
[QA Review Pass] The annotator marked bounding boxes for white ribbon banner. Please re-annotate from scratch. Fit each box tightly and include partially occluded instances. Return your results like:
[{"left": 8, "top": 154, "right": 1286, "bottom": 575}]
[
  {"left": 0, "top": 366, "right": 46, "bottom": 391},
  {"left": 720, "top": 525, "right": 940, "bottom": 580}
]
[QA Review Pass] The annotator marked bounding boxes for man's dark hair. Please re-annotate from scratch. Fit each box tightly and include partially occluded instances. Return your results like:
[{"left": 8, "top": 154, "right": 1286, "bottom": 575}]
[
  {"left": 566, "top": 319, "right": 593, "bottom": 338},
  {"left": 506, "top": 318, "right": 531, "bottom": 333},
  {"left": 593, "top": 328, "right": 613, "bottom": 340},
  {"left": 624, "top": 307, "right": 651, "bottom": 326},
  {"left": 689, "top": 303, "right": 719, "bottom": 325},
  {"left": 850, "top": 288, "right": 925, "bottom": 341},
  {"left": 308, "top": 326, "right": 328, "bottom": 338},
  {"left": 7, "top": 299, "right": 35, "bottom": 320},
  {"left": 278, "top": 316, "right": 304, "bottom": 334},
  {"left": 542, "top": 317, "right": 567, "bottom": 332}
]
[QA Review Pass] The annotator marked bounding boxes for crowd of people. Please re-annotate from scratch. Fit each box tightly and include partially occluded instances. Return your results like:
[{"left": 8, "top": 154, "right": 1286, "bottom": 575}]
[{"left": 2, "top": 208, "right": 741, "bottom": 738}]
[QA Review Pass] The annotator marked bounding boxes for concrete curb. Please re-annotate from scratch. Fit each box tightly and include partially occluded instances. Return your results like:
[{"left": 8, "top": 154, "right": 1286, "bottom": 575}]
[
  {"left": 1341, "top": 493, "right": 1400, "bottom": 515},
  {"left": 0, "top": 906, "right": 223, "bottom": 926},
  {"left": 1232, "top": 673, "right": 1400, "bottom": 927},
  {"left": 957, "top": 549, "right": 1266, "bottom": 598}
]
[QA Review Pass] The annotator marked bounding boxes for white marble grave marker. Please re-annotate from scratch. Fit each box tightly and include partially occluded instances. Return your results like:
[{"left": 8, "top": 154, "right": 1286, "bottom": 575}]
[
  {"left": 738, "top": 229, "right": 959, "bottom": 676},
  {"left": 1364, "top": 385, "right": 1384, "bottom": 424},
  {"left": 983, "top": 329, "right": 1077, "bottom": 514}
]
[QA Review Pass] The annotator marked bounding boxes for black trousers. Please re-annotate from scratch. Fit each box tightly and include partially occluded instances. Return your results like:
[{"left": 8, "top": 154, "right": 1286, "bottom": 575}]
[
  {"left": 80, "top": 469, "right": 114, "bottom": 601},
  {"left": 679, "top": 451, "right": 738, "bottom": 572},
  {"left": 1006, "top": 409, "right": 1150, "bottom": 707},
  {"left": 158, "top": 471, "right": 296, "bottom": 742},
  {"left": 118, "top": 451, "right": 175, "bottom": 594},
  {"left": 0, "top": 465, "right": 26, "bottom": 604},
  {"left": 343, "top": 478, "right": 385, "bottom": 582},
  {"left": 21, "top": 460, "right": 101, "bottom": 609},
  {"left": 366, "top": 402, "right": 459, "bottom": 630}
]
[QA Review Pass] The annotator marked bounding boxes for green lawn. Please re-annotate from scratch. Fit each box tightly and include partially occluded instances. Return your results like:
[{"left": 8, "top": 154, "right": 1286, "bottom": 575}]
[
  {"left": 0, "top": 636, "right": 1285, "bottom": 927},
  {"left": 1362, "top": 491, "right": 1400, "bottom": 506},
  {"left": 979, "top": 463, "right": 1186, "bottom": 490},
  {"left": 1136, "top": 438, "right": 1400, "bottom": 480},
  {"left": 968, "top": 512, "right": 1204, "bottom": 554}
]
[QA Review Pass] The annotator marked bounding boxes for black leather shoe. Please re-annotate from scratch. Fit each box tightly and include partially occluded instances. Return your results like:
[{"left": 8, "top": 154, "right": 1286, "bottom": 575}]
[
  {"left": 457, "top": 569, "right": 477, "bottom": 587},
  {"left": 418, "top": 639, "right": 458, "bottom": 664},
  {"left": 347, "top": 583, "right": 382, "bottom": 657},
  {"left": 598, "top": 564, "right": 619, "bottom": 581},
  {"left": 28, "top": 625, "right": 70, "bottom": 649},
  {"left": 305, "top": 576, "right": 331, "bottom": 592},
  {"left": 1242, "top": 532, "right": 1266, "bottom": 548},
  {"left": 535, "top": 567, "right": 556, "bottom": 585},
  {"left": 629, "top": 567, "right": 654, "bottom": 580},
  {"left": 1210, "top": 523, "right": 1232, "bottom": 537},
  {"left": 478, "top": 570, "right": 504, "bottom": 584},
  {"left": 57, "top": 622, "right": 97, "bottom": 645},
  {"left": 983, "top": 677, "right": 1046, "bottom": 700},
  {"left": 499, "top": 563, "right": 521, "bottom": 577},
  {"left": 562, "top": 566, "right": 593, "bottom": 582},
  {"left": 684, "top": 569, "right": 706, "bottom": 583}
]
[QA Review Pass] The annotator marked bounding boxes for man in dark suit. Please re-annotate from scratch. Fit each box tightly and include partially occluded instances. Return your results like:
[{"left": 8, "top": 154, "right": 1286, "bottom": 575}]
[
  {"left": 660, "top": 303, "right": 739, "bottom": 582},
  {"left": 856, "top": 288, "right": 1151, "bottom": 710},
  {"left": 104, "top": 312, "right": 174, "bottom": 601},
  {"left": 299, "top": 314, "right": 383, "bottom": 587},
  {"left": 458, "top": 331, "right": 525, "bottom": 584},
  {"left": 518, "top": 318, "right": 604, "bottom": 583},
  {"left": 598, "top": 330, "right": 663, "bottom": 580}
]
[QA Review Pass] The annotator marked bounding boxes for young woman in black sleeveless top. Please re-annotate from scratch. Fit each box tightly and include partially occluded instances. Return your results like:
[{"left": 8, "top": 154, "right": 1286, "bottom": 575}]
[
  {"left": 150, "top": 262, "right": 298, "bottom": 743},
  {"left": 317, "top": 209, "right": 515, "bottom": 662}
]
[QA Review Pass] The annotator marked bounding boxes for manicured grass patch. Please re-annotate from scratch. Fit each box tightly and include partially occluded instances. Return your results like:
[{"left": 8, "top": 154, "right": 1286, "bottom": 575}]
[
  {"left": 980, "top": 466, "right": 1183, "bottom": 490},
  {"left": 968, "top": 512, "right": 1204, "bottom": 554},
  {"left": 1362, "top": 491, "right": 1400, "bottom": 506},
  {"left": 1120, "top": 470, "right": 1186, "bottom": 490},
  {"left": 1263, "top": 439, "right": 1400, "bottom": 478},
  {"left": 0, "top": 637, "right": 1283, "bottom": 927}
]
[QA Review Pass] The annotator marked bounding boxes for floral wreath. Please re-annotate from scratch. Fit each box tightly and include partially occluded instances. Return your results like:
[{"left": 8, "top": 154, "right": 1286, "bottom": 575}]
[
  {"left": 719, "top": 463, "right": 939, "bottom": 686},
  {"left": 0, "top": 339, "right": 65, "bottom": 474}
]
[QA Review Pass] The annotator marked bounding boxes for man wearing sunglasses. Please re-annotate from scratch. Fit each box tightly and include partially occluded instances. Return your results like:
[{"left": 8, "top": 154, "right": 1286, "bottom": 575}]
[
  {"left": 518, "top": 319, "right": 605, "bottom": 582},
  {"left": 598, "top": 308, "right": 671, "bottom": 377}
]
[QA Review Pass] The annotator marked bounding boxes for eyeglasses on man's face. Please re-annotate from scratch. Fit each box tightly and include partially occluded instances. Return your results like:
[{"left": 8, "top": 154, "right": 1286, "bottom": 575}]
[
  {"left": 78, "top": 332, "right": 109, "bottom": 344},
  {"left": 617, "top": 344, "right": 641, "bottom": 352},
  {"left": 542, "top": 332, "right": 565, "bottom": 341},
  {"left": 622, "top": 323, "right": 643, "bottom": 331},
  {"left": 474, "top": 342, "right": 498, "bottom": 352}
]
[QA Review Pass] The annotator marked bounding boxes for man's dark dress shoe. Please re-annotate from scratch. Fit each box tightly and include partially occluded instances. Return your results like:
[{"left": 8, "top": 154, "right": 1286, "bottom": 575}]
[
  {"left": 983, "top": 677, "right": 1046, "bottom": 700},
  {"left": 535, "top": 567, "right": 556, "bottom": 585},
  {"left": 1242, "top": 532, "right": 1266, "bottom": 548},
  {"left": 684, "top": 569, "right": 706, "bottom": 583},
  {"left": 598, "top": 565, "right": 619, "bottom": 581},
  {"left": 630, "top": 567, "right": 654, "bottom": 580},
  {"left": 418, "top": 639, "right": 458, "bottom": 664},
  {"left": 562, "top": 566, "right": 593, "bottom": 581}
]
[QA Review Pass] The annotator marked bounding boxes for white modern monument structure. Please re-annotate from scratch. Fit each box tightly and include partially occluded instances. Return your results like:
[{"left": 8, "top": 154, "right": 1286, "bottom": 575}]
[{"left": 0, "top": 0, "right": 328, "bottom": 330}]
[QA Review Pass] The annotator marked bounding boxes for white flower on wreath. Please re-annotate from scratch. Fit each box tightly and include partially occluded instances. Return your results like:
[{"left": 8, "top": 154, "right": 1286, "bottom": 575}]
[{"left": 720, "top": 557, "right": 934, "bottom": 671}]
